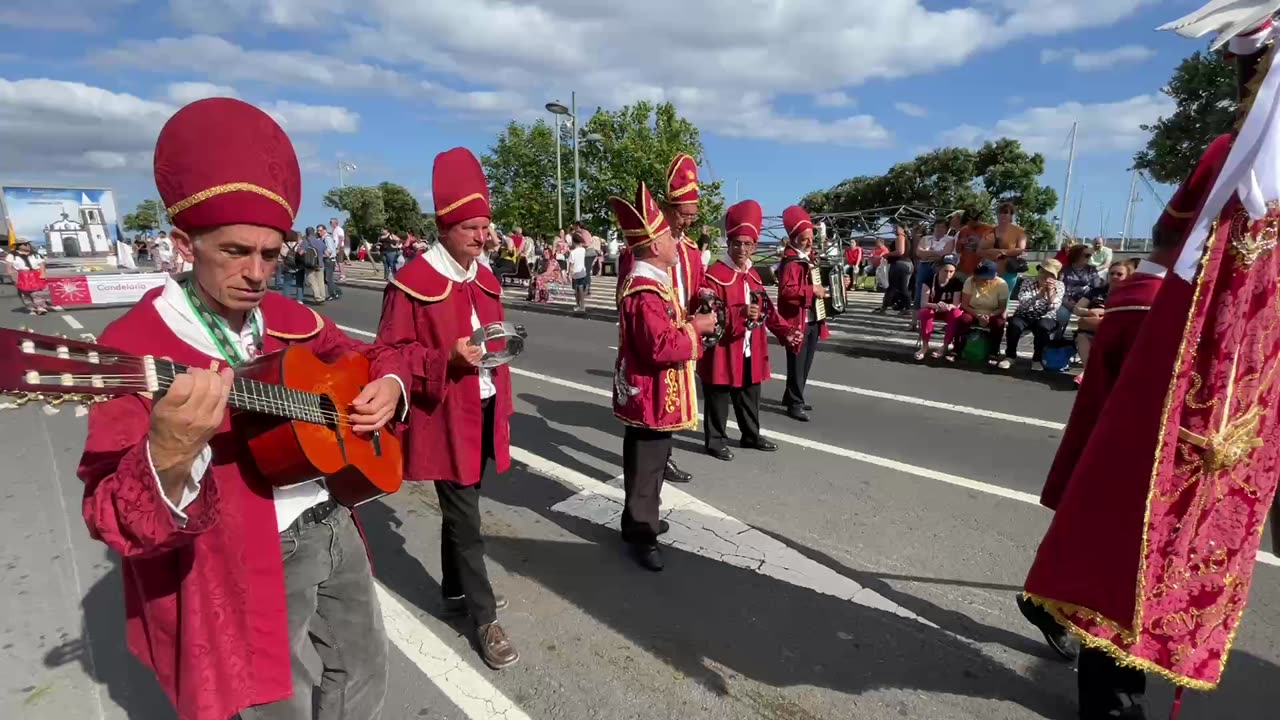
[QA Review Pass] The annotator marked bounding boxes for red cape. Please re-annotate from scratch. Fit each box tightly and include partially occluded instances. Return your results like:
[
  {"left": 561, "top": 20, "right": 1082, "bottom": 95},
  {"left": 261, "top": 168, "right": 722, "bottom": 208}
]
[{"left": 1040, "top": 273, "right": 1164, "bottom": 510}]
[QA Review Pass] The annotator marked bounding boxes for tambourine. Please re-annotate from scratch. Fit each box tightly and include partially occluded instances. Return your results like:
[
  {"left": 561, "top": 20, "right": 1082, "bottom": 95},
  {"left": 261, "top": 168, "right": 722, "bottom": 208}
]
[{"left": 469, "top": 322, "right": 528, "bottom": 368}]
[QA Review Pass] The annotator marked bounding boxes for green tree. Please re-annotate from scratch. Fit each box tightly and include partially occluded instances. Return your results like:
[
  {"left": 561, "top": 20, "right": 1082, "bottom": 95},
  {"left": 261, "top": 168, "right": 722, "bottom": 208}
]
[
  {"left": 578, "top": 102, "right": 725, "bottom": 236},
  {"left": 323, "top": 185, "right": 386, "bottom": 244},
  {"left": 481, "top": 120, "right": 560, "bottom": 238},
  {"left": 378, "top": 182, "right": 428, "bottom": 237},
  {"left": 1133, "top": 50, "right": 1235, "bottom": 184},
  {"left": 804, "top": 140, "right": 1058, "bottom": 248},
  {"left": 122, "top": 199, "right": 166, "bottom": 233}
]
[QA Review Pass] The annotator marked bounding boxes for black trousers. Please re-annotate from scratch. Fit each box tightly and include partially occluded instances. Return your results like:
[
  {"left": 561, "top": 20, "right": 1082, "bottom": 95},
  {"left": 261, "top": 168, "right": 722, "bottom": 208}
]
[
  {"left": 784, "top": 321, "right": 822, "bottom": 409},
  {"left": 1078, "top": 648, "right": 1146, "bottom": 717},
  {"left": 1006, "top": 314, "right": 1059, "bottom": 361},
  {"left": 704, "top": 354, "right": 762, "bottom": 450},
  {"left": 621, "top": 426, "right": 672, "bottom": 545},
  {"left": 435, "top": 398, "right": 498, "bottom": 626}
]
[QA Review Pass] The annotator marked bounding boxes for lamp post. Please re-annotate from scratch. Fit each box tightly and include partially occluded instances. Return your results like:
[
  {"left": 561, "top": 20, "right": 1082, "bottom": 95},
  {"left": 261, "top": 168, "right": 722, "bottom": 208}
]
[
  {"left": 546, "top": 93, "right": 582, "bottom": 225},
  {"left": 338, "top": 160, "right": 357, "bottom": 188}
]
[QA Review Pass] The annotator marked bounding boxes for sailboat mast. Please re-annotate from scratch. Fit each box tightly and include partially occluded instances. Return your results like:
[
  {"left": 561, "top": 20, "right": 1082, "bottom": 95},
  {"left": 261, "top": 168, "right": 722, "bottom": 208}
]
[{"left": 1056, "top": 120, "right": 1078, "bottom": 247}]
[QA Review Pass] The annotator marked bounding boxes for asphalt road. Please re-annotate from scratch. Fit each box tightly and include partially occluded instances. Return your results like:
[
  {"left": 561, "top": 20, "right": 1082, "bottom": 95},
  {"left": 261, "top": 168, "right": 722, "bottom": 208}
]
[{"left": 1, "top": 282, "right": 1276, "bottom": 720}]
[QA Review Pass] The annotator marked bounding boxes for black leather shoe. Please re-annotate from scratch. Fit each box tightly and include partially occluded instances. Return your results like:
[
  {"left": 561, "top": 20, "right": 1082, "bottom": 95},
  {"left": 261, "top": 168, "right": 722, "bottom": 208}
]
[
  {"left": 443, "top": 594, "right": 509, "bottom": 617},
  {"left": 631, "top": 544, "right": 664, "bottom": 572},
  {"left": 743, "top": 438, "right": 778, "bottom": 451},
  {"left": 803, "top": 404, "right": 813, "bottom": 411},
  {"left": 664, "top": 458, "right": 692, "bottom": 483},
  {"left": 787, "top": 407, "right": 810, "bottom": 422},
  {"left": 707, "top": 446, "right": 734, "bottom": 461},
  {"left": 1016, "top": 594, "right": 1079, "bottom": 661},
  {"left": 658, "top": 520, "right": 670, "bottom": 535}
]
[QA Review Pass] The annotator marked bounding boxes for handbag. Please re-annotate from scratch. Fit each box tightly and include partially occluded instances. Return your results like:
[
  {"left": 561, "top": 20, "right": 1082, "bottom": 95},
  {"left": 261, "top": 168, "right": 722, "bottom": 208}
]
[
  {"left": 960, "top": 330, "right": 990, "bottom": 364},
  {"left": 1006, "top": 255, "right": 1029, "bottom": 274},
  {"left": 16, "top": 270, "right": 46, "bottom": 293}
]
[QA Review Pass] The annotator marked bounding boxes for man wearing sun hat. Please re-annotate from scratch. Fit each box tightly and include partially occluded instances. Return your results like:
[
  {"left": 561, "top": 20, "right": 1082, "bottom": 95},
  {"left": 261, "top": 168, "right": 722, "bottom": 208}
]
[
  {"left": 612, "top": 180, "right": 717, "bottom": 571},
  {"left": 376, "top": 146, "right": 521, "bottom": 670},
  {"left": 615, "top": 153, "right": 707, "bottom": 484},
  {"left": 775, "top": 204, "right": 830, "bottom": 422},
  {"left": 78, "top": 97, "right": 408, "bottom": 720}
]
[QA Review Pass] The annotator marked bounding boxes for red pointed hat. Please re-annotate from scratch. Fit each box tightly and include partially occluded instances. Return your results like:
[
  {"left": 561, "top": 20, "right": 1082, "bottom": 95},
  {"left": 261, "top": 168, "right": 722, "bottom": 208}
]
[
  {"left": 609, "top": 181, "right": 671, "bottom": 248},
  {"left": 782, "top": 205, "right": 814, "bottom": 240},
  {"left": 433, "top": 147, "right": 491, "bottom": 227},
  {"left": 666, "top": 153, "right": 700, "bottom": 205},
  {"left": 724, "top": 200, "right": 762, "bottom": 242},
  {"left": 154, "top": 98, "right": 300, "bottom": 234}
]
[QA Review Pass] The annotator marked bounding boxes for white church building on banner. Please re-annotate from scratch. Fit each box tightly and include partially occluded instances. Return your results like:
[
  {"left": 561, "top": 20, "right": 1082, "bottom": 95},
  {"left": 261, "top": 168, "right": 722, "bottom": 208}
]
[{"left": 43, "top": 193, "right": 110, "bottom": 256}]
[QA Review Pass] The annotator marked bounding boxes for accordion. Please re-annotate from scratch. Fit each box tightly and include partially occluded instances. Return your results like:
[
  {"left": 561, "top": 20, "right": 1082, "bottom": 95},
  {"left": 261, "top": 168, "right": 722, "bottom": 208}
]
[{"left": 813, "top": 260, "right": 848, "bottom": 318}]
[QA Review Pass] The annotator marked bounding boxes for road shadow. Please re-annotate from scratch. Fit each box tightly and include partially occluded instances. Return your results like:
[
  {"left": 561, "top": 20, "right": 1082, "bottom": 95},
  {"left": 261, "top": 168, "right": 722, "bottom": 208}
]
[
  {"left": 483, "top": 510, "right": 1075, "bottom": 719},
  {"left": 42, "top": 551, "right": 176, "bottom": 720},
  {"left": 512, "top": 394, "right": 623, "bottom": 481}
]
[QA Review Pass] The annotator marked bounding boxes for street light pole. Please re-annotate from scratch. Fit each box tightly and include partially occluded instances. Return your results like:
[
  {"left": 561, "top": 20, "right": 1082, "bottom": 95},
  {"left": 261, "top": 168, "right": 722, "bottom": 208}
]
[
  {"left": 554, "top": 121, "right": 563, "bottom": 229},
  {"left": 572, "top": 91, "right": 580, "bottom": 223}
]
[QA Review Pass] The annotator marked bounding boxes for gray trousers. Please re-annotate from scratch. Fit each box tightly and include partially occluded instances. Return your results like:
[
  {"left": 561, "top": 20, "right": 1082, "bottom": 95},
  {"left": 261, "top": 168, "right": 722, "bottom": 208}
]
[
  {"left": 323, "top": 258, "right": 341, "bottom": 299},
  {"left": 238, "top": 506, "right": 387, "bottom": 720}
]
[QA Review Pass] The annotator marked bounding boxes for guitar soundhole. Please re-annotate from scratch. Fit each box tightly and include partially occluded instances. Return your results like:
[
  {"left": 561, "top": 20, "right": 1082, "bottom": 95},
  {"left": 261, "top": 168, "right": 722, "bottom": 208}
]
[{"left": 317, "top": 395, "right": 340, "bottom": 431}]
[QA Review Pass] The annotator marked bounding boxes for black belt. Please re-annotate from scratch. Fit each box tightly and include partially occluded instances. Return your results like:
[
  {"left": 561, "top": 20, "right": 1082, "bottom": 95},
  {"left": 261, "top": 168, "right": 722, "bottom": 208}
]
[{"left": 294, "top": 499, "right": 340, "bottom": 530}]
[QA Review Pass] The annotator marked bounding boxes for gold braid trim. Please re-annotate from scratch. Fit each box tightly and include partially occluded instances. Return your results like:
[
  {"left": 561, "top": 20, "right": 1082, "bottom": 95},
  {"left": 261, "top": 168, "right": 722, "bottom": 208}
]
[
  {"left": 389, "top": 277, "right": 452, "bottom": 303},
  {"left": 1021, "top": 593, "right": 1218, "bottom": 691},
  {"left": 1103, "top": 305, "right": 1153, "bottom": 315},
  {"left": 166, "top": 182, "right": 295, "bottom": 220},
  {"left": 437, "top": 193, "right": 488, "bottom": 218}
]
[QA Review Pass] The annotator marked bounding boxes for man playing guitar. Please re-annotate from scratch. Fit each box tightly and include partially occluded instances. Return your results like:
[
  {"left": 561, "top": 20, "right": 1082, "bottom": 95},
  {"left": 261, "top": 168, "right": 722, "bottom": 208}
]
[{"left": 78, "top": 98, "right": 407, "bottom": 720}]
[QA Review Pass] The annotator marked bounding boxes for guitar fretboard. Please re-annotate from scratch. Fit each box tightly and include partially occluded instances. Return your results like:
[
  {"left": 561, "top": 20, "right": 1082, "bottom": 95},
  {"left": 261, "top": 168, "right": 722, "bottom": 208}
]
[{"left": 155, "top": 359, "right": 331, "bottom": 425}]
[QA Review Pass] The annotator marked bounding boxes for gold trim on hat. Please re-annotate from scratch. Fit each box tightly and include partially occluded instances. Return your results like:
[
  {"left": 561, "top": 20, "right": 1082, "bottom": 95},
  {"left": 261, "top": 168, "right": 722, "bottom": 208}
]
[
  {"left": 167, "top": 182, "right": 295, "bottom": 220},
  {"left": 437, "top": 192, "right": 489, "bottom": 218},
  {"left": 726, "top": 222, "right": 758, "bottom": 238}
]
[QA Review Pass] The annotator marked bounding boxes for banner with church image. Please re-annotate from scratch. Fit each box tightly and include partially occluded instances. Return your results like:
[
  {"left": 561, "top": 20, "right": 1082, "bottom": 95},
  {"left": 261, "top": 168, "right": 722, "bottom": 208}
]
[{"left": 0, "top": 185, "right": 120, "bottom": 257}]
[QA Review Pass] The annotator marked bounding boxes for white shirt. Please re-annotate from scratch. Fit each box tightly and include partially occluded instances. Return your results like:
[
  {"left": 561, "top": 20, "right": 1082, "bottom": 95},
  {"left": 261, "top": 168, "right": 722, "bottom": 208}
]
[
  {"left": 725, "top": 257, "right": 754, "bottom": 359},
  {"left": 151, "top": 276, "right": 406, "bottom": 532},
  {"left": 1136, "top": 259, "right": 1168, "bottom": 279},
  {"left": 331, "top": 225, "right": 346, "bottom": 252},
  {"left": 154, "top": 236, "right": 174, "bottom": 261},
  {"left": 423, "top": 243, "right": 496, "bottom": 400},
  {"left": 8, "top": 252, "right": 44, "bottom": 272},
  {"left": 568, "top": 246, "right": 587, "bottom": 277},
  {"left": 793, "top": 248, "right": 820, "bottom": 324},
  {"left": 672, "top": 235, "right": 689, "bottom": 308}
]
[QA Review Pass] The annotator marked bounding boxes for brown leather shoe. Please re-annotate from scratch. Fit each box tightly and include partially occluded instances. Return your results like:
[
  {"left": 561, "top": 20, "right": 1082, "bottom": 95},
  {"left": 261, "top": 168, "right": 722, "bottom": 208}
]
[{"left": 478, "top": 622, "right": 519, "bottom": 670}]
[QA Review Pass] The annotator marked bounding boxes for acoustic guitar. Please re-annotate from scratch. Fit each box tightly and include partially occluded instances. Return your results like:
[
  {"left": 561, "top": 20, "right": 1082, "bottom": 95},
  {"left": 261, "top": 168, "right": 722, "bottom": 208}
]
[{"left": 0, "top": 328, "right": 402, "bottom": 506}]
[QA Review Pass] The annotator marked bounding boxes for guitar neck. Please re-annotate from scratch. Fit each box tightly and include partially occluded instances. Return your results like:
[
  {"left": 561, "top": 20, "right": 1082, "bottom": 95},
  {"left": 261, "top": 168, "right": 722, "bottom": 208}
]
[{"left": 157, "top": 359, "right": 331, "bottom": 425}]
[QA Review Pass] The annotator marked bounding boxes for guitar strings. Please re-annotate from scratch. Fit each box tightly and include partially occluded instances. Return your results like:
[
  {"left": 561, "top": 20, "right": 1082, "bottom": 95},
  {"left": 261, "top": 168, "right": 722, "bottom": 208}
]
[{"left": 39, "top": 373, "right": 361, "bottom": 427}]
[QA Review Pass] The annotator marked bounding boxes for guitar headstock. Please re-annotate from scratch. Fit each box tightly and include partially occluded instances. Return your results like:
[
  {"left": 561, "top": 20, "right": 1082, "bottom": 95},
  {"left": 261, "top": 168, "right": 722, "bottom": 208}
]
[{"left": 0, "top": 327, "right": 157, "bottom": 409}]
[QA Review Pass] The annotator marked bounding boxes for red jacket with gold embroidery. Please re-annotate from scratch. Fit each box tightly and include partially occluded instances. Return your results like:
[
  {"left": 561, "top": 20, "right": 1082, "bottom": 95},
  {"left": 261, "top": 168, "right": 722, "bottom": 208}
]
[
  {"left": 613, "top": 273, "right": 701, "bottom": 431},
  {"left": 79, "top": 289, "right": 407, "bottom": 720},
  {"left": 376, "top": 255, "right": 513, "bottom": 486},
  {"left": 697, "top": 259, "right": 793, "bottom": 387}
]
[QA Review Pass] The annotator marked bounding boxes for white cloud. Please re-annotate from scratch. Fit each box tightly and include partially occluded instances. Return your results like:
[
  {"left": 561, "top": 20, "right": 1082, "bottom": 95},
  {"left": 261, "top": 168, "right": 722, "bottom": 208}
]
[
  {"left": 894, "top": 101, "right": 928, "bottom": 118},
  {"left": 0, "top": 77, "right": 359, "bottom": 179},
  {"left": 166, "top": 81, "right": 239, "bottom": 105},
  {"left": 937, "top": 94, "right": 1174, "bottom": 157},
  {"left": 1, "top": 0, "right": 137, "bottom": 31},
  {"left": 814, "top": 91, "right": 854, "bottom": 108},
  {"left": 1041, "top": 45, "right": 1157, "bottom": 71},
  {"left": 993, "top": 0, "right": 1160, "bottom": 37}
]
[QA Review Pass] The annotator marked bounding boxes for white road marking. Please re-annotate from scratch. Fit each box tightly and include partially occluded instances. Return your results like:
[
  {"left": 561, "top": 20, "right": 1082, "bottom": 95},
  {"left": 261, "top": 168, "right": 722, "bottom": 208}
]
[
  {"left": 771, "top": 374, "right": 1066, "bottom": 430},
  {"left": 62, "top": 314, "right": 84, "bottom": 330},
  {"left": 376, "top": 583, "right": 531, "bottom": 720},
  {"left": 336, "top": 324, "right": 1280, "bottom": 568},
  {"left": 513, "top": 448, "right": 936, "bottom": 627}
]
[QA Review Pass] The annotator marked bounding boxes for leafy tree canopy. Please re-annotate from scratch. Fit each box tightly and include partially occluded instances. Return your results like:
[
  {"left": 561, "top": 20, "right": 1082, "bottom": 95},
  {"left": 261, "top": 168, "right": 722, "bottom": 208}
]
[
  {"left": 122, "top": 199, "right": 166, "bottom": 233},
  {"left": 1132, "top": 49, "right": 1235, "bottom": 185}
]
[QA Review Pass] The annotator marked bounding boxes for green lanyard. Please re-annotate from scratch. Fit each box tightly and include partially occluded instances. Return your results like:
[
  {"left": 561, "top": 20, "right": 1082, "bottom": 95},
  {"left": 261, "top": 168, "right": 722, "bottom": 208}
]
[{"left": 183, "top": 280, "right": 262, "bottom": 366}]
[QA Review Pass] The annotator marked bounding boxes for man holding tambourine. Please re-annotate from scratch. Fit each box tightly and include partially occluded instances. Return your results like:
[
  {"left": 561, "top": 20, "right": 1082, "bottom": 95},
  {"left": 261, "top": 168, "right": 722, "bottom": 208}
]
[{"left": 375, "top": 147, "right": 522, "bottom": 671}]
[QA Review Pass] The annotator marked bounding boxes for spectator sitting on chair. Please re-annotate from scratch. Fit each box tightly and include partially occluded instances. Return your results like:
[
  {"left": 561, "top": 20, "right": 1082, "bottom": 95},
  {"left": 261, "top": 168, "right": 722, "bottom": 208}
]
[
  {"left": 1073, "top": 260, "right": 1133, "bottom": 385},
  {"left": 1056, "top": 244, "right": 1103, "bottom": 332},
  {"left": 530, "top": 246, "right": 563, "bottom": 303},
  {"left": 950, "top": 260, "right": 1008, "bottom": 363},
  {"left": 915, "top": 254, "right": 965, "bottom": 361},
  {"left": 997, "top": 259, "right": 1065, "bottom": 371}
]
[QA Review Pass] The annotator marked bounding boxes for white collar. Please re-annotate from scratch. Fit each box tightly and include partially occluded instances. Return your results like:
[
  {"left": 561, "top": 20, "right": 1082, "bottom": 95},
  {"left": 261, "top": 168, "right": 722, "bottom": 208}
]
[
  {"left": 425, "top": 242, "right": 478, "bottom": 283},
  {"left": 1135, "top": 259, "right": 1168, "bottom": 279},
  {"left": 791, "top": 246, "right": 811, "bottom": 261},
  {"left": 722, "top": 256, "right": 752, "bottom": 273},
  {"left": 155, "top": 275, "right": 264, "bottom": 355},
  {"left": 632, "top": 260, "right": 672, "bottom": 286}
]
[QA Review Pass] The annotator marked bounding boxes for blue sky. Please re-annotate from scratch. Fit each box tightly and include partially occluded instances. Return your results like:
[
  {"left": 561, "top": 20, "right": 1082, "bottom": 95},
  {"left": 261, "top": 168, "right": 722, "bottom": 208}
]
[{"left": 0, "top": 1, "right": 1215, "bottom": 239}]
